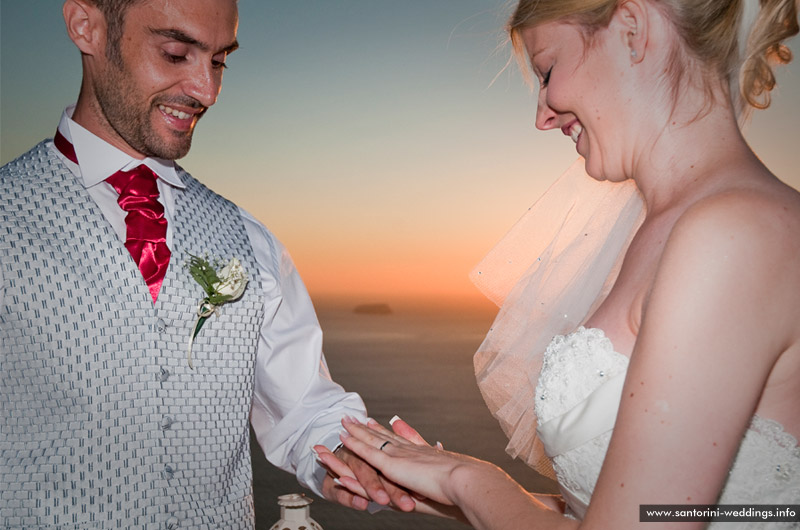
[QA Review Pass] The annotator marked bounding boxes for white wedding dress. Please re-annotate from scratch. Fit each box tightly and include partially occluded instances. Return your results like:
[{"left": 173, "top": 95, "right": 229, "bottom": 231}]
[{"left": 534, "top": 326, "right": 800, "bottom": 527}]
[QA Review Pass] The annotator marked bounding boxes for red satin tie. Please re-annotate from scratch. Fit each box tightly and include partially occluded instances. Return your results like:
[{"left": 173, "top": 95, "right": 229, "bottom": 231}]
[
  {"left": 106, "top": 167, "right": 170, "bottom": 302},
  {"left": 54, "top": 130, "right": 170, "bottom": 302}
]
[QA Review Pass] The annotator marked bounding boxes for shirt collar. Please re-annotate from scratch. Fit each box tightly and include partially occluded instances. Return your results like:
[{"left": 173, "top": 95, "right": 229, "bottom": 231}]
[{"left": 57, "top": 105, "right": 185, "bottom": 189}]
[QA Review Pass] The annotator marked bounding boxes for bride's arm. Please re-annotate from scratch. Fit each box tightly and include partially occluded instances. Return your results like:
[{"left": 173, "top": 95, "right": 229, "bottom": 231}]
[
  {"left": 327, "top": 421, "right": 576, "bottom": 530},
  {"left": 316, "top": 417, "right": 567, "bottom": 521},
  {"left": 583, "top": 193, "right": 792, "bottom": 528},
  {"left": 389, "top": 416, "right": 566, "bottom": 515}
]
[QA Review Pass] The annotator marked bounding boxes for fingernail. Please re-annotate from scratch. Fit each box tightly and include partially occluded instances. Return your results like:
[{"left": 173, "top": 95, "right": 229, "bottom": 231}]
[
  {"left": 367, "top": 417, "right": 380, "bottom": 427},
  {"left": 333, "top": 478, "right": 343, "bottom": 487},
  {"left": 311, "top": 447, "right": 327, "bottom": 466},
  {"left": 389, "top": 415, "right": 402, "bottom": 425},
  {"left": 435, "top": 441, "right": 444, "bottom": 450},
  {"left": 339, "top": 431, "right": 350, "bottom": 441}
]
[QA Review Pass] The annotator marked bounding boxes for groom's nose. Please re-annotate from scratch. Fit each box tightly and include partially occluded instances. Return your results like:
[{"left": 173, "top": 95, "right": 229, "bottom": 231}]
[{"left": 182, "top": 61, "right": 224, "bottom": 110}]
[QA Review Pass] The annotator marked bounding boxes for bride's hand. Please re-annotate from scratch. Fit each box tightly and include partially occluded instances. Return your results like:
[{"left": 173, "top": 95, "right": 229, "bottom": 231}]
[
  {"left": 335, "top": 416, "right": 492, "bottom": 507},
  {"left": 383, "top": 417, "right": 468, "bottom": 521},
  {"left": 387, "top": 415, "right": 435, "bottom": 446}
]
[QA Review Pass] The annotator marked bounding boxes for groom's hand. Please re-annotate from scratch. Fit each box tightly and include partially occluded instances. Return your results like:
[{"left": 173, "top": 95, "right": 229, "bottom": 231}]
[{"left": 320, "top": 445, "right": 415, "bottom": 512}]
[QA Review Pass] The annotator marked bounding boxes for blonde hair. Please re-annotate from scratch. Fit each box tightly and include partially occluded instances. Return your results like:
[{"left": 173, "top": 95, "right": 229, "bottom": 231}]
[
  {"left": 508, "top": 0, "right": 799, "bottom": 112},
  {"left": 740, "top": 0, "right": 799, "bottom": 109}
]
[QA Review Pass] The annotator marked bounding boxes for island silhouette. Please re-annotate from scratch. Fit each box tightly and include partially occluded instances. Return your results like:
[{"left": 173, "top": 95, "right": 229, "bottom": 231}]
[{"left": 353, "top": 303, "right": 393, "bottom": 315}]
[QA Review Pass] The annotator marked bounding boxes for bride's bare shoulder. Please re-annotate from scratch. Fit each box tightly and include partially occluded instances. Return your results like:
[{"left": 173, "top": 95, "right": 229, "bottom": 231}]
[
  {"left": 661, "top": 177, "right": 800, "bottom": 313},
  {"left": 673, "top": 177, "right": 800, "bottom": 249}
]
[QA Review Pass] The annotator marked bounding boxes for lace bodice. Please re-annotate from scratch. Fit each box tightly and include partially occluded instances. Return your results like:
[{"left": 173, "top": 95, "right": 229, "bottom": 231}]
[{"left": 534, "top": 327, "right": 800, "bottom": 526}]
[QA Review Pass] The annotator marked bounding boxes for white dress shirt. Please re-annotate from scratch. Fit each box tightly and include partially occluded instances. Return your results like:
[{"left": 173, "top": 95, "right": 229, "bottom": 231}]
[{"left": 0, "top": 106, "right": 367, "bottom": 497}]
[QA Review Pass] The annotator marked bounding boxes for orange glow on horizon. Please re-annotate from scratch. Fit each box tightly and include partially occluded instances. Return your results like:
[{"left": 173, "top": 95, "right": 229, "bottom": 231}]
[{"left": 291, "top": 246, "right": 488, "bottom": 304}]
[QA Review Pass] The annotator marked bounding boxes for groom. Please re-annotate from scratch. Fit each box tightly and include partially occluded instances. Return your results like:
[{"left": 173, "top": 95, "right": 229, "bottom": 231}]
[{"left": 0, "top": 0, "right": 410, "bottom": 527}]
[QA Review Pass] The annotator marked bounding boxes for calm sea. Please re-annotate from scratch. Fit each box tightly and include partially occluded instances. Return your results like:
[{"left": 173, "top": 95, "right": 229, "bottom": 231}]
[{"left": 251, "top": 297, "right": 558, "bottom": 529}]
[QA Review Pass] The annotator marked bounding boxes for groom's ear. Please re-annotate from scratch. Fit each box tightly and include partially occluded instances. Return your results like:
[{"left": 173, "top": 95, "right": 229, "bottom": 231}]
[{"left": 63, "top": 0, "right": 108, "bottom": 57}]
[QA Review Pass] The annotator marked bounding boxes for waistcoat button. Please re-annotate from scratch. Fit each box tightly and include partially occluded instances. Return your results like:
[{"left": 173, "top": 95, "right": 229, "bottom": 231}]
[
  {"left": 166, "top": 516, "right": 179, "bottom": 528},
  {"left": 163, "top": 464, "right": 174, "bottom": 480},
  {"left": 156, "top": 318, "right": 167, "bottom": 333},
  {"left": 157, "top": 367, "right": 170, "bottom": 382},
  {"left": 160, "top": 416, "right": 174, "bottom": 430}
]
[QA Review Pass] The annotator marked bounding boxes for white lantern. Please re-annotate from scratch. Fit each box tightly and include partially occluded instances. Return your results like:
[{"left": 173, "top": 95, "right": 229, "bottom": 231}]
[{"left": 269, "top": 493, "right": 323, "bottom": 530}]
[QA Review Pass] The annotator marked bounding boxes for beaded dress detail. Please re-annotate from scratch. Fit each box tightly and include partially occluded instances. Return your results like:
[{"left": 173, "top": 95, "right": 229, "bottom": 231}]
[{"left": 534, "top": 327, "right": 800, "bottom": 527}]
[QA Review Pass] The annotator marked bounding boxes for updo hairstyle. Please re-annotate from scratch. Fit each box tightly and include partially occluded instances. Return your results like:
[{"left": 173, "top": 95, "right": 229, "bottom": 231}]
[{"left": 508, "top": 0, "right": 799, "bottom": 112}]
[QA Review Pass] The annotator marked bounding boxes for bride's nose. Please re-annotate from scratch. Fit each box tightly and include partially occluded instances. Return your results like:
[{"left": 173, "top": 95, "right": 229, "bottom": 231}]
[{"left": 535, "top": 91, "right": 558, "bottom": 131}]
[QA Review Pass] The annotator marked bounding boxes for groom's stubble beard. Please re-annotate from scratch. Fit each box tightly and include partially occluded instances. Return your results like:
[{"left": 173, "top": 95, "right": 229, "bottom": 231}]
[{"left": 93, "top": 52, "right": 202, "bottom": 161}]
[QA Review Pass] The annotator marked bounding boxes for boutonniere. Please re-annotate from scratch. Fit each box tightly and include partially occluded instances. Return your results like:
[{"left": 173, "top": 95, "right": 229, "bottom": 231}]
[{"left": 186, "top": 254, "right": 249, "bottom": 369}]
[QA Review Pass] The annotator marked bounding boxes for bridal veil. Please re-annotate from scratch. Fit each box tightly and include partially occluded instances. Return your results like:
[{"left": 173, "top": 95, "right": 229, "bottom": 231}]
[{"left": 471, "top": 159, "right": 644, "bottom": 479}]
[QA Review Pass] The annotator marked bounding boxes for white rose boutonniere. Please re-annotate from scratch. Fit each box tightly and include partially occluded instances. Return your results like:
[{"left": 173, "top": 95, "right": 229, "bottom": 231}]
[{"left": 186, "top": 254, "right": 249, "bottom": 369}]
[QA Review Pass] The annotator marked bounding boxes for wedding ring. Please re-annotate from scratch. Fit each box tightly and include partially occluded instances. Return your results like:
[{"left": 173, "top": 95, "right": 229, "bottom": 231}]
[{"left": 379, "top": 441, "right": 391, "bottom": 451}]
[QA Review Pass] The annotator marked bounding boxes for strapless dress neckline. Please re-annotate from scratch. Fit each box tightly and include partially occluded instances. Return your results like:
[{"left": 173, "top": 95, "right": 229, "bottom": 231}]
[{"left": 533, "top": 327, "right": 800, "bottom": 526}]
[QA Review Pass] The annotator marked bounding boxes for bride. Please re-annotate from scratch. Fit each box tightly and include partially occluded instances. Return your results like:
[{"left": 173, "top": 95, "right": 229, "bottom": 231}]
[{"left": 318, "top": 0, "right": 800, "bottom": 528}]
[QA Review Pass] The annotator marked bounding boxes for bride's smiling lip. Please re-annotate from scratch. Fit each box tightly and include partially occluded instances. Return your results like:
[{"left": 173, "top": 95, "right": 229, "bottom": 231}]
[
  {"left": 561, "top": 119, "right": 583, "bottom": 144},
  {"left": 561, "top": 119, "right": 578, "bottom": 136}
]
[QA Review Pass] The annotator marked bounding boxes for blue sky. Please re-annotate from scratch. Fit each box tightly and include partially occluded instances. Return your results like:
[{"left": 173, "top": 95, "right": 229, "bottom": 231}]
[{"left": 2, "top": 1, "right": 798, "bottom": 302}]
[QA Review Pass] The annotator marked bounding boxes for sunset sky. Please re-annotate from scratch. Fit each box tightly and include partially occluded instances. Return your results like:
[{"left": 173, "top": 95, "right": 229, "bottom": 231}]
[{"left": 2, "top": 1, "right": 799, "bottom": 307}]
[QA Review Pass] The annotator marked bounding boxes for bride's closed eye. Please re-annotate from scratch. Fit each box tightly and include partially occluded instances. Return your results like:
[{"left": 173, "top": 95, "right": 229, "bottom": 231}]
[
  {"left": 533, "top": 60, "right": 552, "bottom": 88},
  {"left": 541, "top": 68, "right": 552, "bottom": 88}
]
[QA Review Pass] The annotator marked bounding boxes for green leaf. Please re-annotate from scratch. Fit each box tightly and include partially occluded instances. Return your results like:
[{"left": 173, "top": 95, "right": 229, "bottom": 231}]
[
  {"left": 187, "top": 254, "right": 221, "bottom": 296},
  {"left": 207, "top": 293, "right": 233, "bottom": 306}
]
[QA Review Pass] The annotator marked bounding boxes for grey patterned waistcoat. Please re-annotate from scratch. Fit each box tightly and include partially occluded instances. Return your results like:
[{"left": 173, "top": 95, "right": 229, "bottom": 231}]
[{"left": 0, "top": 141, "right": 266, "bottom": 529}]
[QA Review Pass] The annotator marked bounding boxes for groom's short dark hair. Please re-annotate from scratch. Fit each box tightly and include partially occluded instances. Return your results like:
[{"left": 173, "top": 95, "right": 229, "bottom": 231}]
[
  {"left": 85, "top": 0, "right": 140, "bottom": 65},
  {"left": 86, "top": 0, "right": 240, "bottom": 65}
]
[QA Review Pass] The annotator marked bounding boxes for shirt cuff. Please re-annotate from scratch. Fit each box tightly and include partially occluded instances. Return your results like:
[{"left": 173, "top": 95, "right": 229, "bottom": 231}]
[{"left": 311, "top": 431, "right": 344, "bottom": 495}]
